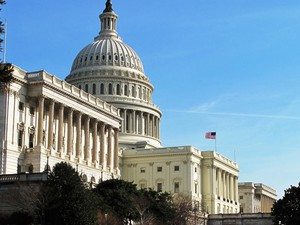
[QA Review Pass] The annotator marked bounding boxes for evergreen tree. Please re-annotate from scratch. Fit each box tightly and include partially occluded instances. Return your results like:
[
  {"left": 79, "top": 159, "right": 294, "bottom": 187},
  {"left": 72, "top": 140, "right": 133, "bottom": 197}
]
[
  {"left": 38, "top": 162, "right": 98, "bottom": 225},
  {"left": 272, "top": 182, "right": 300, "bottom": 225}
]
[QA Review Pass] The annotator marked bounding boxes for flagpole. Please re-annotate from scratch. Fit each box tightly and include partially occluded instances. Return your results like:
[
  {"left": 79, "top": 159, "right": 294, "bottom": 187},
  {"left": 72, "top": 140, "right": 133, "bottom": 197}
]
[{"left": 215, "top": 137, "right": 217, "bottom": 152}]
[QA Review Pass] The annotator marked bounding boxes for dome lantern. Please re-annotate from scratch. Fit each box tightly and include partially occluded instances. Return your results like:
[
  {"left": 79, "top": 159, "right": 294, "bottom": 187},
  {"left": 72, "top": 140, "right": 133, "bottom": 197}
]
[{"left": 97, "top": 0, "right": 119, "bottom": 40}]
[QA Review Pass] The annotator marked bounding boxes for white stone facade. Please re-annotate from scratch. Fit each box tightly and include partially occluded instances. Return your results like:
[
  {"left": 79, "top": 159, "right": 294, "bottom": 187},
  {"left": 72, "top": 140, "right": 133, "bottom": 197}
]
[
  {"left": 0, "top": 66, "right": 122, "bottom": 182},
  {"left": 122, "top": 148, "right": 240, "bottom": 214},
  {"left": 0, "top": 0, "right": 242, "bottom": 215},
  {"left": 238, "top": 182, "right": 277, "bottom": 213}
]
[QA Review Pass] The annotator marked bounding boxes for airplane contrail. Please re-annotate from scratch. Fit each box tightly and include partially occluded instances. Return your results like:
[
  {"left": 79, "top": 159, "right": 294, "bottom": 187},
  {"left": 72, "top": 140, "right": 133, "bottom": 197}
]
[{"left": 164, "top": 109, "right": 300, "bottom": 120}]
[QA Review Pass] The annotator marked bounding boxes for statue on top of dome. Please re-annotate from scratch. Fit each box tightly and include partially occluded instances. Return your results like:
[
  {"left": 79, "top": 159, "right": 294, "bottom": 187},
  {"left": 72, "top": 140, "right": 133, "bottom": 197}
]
[{"left": 103, "top": 0, "right": 113, "bottom": 13}]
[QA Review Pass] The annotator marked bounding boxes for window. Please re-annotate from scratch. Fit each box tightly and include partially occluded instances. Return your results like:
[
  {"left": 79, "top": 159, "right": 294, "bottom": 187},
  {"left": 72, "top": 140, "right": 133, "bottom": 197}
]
[
  {"left": 124, "top": 85, "right": 128, "bottom": 96},
  {"left": 90, "top": 56, "right": 93, "bottom": 61},
  {"left": 195, "top": 183, "right": 198, "bottom": 194},
  {"left": 18, "top": 130, "right": 23, "bottom": 147},
  {"left": 108, "top": 83, "right": 113, "bottom": 95},
  {"left": 140, "top": 167, "right": 146, "bottom": 173},
  {"left": 29, "top": 133, "right": 34, "bottom": 148},
  {"left": 85, "top": 84, "right": 89, "bottom": 92},
  {"left": 157, "top": 166, "right": 162, "bottom": 172},
  {"left": 157, "top": 183, "right": 162, "bottom": 192},
  {"left": 96, "top": 55, "right": 99, "bottom": 60},
  {"left": 174, "top": 165, "right": 180, "bottom": 171},
  {"left": 78, "top": 85, "right": 81, "bottom": 90},
  {"left": 195, "top": 167, "right": 197, "bottom": 173},
  {"left": 100, "top": 83, "right": 104, "bottom": 94},
  {"left": 115, "top": 55, "right": 118, "bottom": 60},
  {"left": 108, "top": 55, "right": 112, "bottom": 60},
  {"left": 102, "top": 55, "right": 105, "bottom": 60},
  {"left": 92, "top": 83, "right": 96, "bottom": 95},
  {"left": 174, "top": 182, "right": 179, "bottom": 193},
  {"left": 240, "top": 196, "right": 243, "bottom": 200},
  {"left": 19, "top": 102, "right": 24, "bottom": 111},
  {"left": 84, "top": 57, "right": 87, "bottom": 62},
  {"left": 29, "top": 106, "right": 35, "bottom": 115},
  {"left": 116, "top": 84, "right": 121, "bottom": 95}
]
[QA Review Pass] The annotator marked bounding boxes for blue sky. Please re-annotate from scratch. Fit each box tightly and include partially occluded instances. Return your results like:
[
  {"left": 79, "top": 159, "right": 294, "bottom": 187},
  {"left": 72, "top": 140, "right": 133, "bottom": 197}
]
[{"left": 3, "top": 0, "right": 300, "bottom": 198}]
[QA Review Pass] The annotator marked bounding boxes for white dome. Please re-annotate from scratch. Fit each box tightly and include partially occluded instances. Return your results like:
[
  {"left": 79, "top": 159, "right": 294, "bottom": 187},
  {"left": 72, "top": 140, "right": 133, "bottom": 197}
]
[
  {"left": 70, "top": 38, "right": 144, "bottom": 75},
  {"left": 65, "top": 0, "right": 162, "bottom": 149}
]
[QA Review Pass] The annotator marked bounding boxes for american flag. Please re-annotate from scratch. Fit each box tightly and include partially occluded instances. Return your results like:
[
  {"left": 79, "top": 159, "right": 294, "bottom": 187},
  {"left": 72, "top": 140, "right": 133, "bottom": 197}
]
[{"left": 205, "top": 132, "right": 216, "bottom": 139}]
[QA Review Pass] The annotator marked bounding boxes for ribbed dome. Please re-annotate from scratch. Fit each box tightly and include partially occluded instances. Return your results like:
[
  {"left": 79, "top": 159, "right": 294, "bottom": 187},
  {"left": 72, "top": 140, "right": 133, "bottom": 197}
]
[
  {"left": 70, "top": 38, "right": 144, "bottom": 74},
  {"left": 65, "top": 0, "right": 162, "bottom": 149},
  {"left": 68, "top": 0, "right": 144, "bottom": 77}
]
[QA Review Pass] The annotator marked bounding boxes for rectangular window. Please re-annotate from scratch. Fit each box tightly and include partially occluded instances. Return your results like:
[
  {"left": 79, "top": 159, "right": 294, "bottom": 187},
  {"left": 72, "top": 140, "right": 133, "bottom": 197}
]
[
  {"left": 195, "top": 183, "right": 198, "bottom": 194},
  {"left": 29, "top": 133, "right": 34, "bottom": 148},
  {"left": 195, "top": 167, "right": 197, "bottom": 173},
  {"left": 174, "top": 182, "right": 179, "bottom": 193},
  {"left": 157, "top": 183, "right": 162, "bottom": 192},
  {"left": 19, "top": 102, "right": 24, "bottom": 111},
  {"left": 140, "top": 167, "right": 146, "bottom": 173},
  {"left": 240, "top": 196, "right": 243, "bottom": 200},
  {"left": 29, "top": 106, "right": 35, "bottom": 115},
  {"left": 174, "top": 165, "right": 180, "bottom": 171},
  {"left": 18, "top": 130, "right": 23, "bottom": 147},
  {"left": 157, "top": 166, "right": 162, "bottom": 172}
]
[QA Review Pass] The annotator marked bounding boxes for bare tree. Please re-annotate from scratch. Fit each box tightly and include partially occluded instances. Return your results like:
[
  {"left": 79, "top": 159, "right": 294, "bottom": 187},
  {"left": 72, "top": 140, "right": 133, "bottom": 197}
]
[{"left": 172, "top": 194, "right": 207, "bottom": 225}]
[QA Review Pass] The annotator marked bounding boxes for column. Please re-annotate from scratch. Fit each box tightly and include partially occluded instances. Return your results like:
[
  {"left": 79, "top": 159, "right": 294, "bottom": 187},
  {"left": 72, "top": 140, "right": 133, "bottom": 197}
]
[
  {"left": 234, "top": 176, "right": 238, "bottom": 202},
  {"left": 100, "top": 123, "right": 105, "bottom": 167},
  {"left": 222, "top": 171, "right": 226, "bottom": 200},
  {"left": 113, "top": 128, "right": 119, "bottom": 171},
  {"left": 84, "top": 117, "right": 90, "bottom": 162},
  {"left": 226, "top": 173, "right": 230, "bottom": 200},
  {"left": 57, "top": 104, "right": 64, "bottom": 153},
  {"left": 217, "top": 168, "right": 222, "bottom": 197},
  {"left": 153, "top": 116, "right": 157, "bottom": 138},
  {"left": 157, "top": 118, "right": 160, "bottom": 139},
  {"left": 67, "top": 109, "right": 73, "bottom": 156},
  {"left": 76, "top": 112, "right": 82, "bottom": 160},
  {"left": 151, "top": 115, "right": 154, "bottom": 137},
  {"left": 132, "top": 110, "right": 136, "bottom": 134},
  {"left": 47, "top": 100, "right": 54, "bottom": 150},
  {"left": 123, "top": 109, "right": 127, "bottom": 133},
  {"left": 37, "top": 96, "right": 44, "bottom": 146},
  {"left": 107, "top": 126, "right": 112, "bottom": 170},
  {"left": 92, "top": 120, "right": 98, "bottom": 164},
  {"left": 229, "top": 175, "right": 233, "bottom": 201},
  {"left": 141, "top": 113, "right": 145, "bottom": 135},
  {"left": 147, "top": 113, "right": 150, "bottom": 136}
]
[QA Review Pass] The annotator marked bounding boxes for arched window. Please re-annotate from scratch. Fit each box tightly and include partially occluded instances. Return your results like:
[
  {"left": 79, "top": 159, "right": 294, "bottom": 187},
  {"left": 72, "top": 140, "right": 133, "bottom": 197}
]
[
  {"left": 124, "top": 85, "right": 128, "bottom": 96},
  {"left": 100, "top": 83, "right": 104, "bottom": 94},
  {"left": 108, "top": 83, "right": 113, "bottom": 95},
  {"left": 116, "top": 84, "right": 121, "bottom": 95},
  {"left": 92, "top": 83, "right": 96, "bottom": 95},
  {"left": 85, "top": 84, "right": 89, "bottom": 92}
]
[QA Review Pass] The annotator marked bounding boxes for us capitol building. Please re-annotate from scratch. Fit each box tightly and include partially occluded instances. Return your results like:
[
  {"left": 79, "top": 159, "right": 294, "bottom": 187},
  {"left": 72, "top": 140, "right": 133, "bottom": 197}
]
[{"left": 0, "top": 0, "right": 240, "bottom": 214}]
